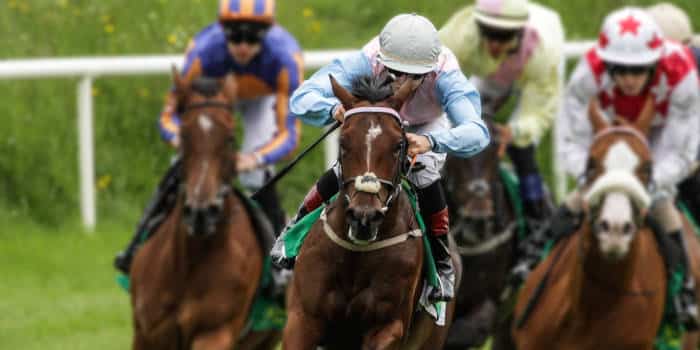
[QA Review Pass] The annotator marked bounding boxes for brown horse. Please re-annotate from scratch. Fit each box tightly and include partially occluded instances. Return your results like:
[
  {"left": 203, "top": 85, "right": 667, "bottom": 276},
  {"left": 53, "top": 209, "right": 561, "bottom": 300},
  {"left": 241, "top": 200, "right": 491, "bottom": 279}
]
[
  {"left": 443, "top": 121, "right": 517, "bottom": 350},
  {"left": 513, "top": 97, "right": 670, "bottom": 349},
  {"left": 282, "top": 74, "right": 461, "bottom": 349},
  {"left": 129, "top": 71, "right": 279, "bottom": 349}
]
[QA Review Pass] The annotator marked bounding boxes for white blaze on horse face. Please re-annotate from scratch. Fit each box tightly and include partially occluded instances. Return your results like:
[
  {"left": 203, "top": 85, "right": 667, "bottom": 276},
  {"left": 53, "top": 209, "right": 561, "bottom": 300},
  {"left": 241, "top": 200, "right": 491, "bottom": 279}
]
[
  {"left": 604, "top": 141, "right": 639, "bottom": 173},
  {"left": 365, "top": 121, "right": 383, "bottom": 172},
  {"left": 596, "top": 191, "right": 636, "bottom": 260},
  {"left": 198, "top": 114, "right": 213, "bottom": 134}
]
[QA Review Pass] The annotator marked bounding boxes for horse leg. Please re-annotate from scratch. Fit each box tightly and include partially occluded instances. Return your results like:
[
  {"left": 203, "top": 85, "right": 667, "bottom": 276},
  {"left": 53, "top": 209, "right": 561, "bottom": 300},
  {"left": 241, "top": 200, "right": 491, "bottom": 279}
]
[
  {"left": 362, "top": 319, "right": 404, "bottom": 350},
  {"left": 283, "top": 310, "right": 324, "bottom": 350},
  {"left": 132, "top": 329, "right": 148, "bottom": 350},
  {"left": 682, "top": 222, "right": 700, "bottom": 349},
  {"left": 191, "top": 325, "right": 235, "bottom": 350}
]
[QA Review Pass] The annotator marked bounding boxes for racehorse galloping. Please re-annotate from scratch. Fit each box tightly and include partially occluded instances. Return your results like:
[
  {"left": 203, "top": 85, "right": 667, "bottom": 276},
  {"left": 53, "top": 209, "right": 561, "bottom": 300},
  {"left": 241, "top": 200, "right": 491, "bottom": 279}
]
[
  {"left": 443, "top": 121, "right": 516, "bottom": 350},
  {"left": 283, "top": 75, "right": 461, "bottom": 350},
  {"left": 513, "top": 101, "right": 666, "bottom": 349},
  {"left": 130, "top": 71, "right": 278, "bottom": 350}
]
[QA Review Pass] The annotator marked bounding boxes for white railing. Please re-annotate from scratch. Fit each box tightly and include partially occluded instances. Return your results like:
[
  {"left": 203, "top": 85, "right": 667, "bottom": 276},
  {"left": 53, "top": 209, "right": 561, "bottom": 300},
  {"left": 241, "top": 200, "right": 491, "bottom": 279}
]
[{"left": 0, "top": 42, "right": 594, "bottom": 231}]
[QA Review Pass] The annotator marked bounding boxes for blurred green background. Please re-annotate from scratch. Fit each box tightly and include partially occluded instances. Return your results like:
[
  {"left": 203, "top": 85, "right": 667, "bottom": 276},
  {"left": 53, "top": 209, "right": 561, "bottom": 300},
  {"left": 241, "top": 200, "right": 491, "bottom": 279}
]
[{"left": 1, "top": 1, "right": 698, "bottom": 349}]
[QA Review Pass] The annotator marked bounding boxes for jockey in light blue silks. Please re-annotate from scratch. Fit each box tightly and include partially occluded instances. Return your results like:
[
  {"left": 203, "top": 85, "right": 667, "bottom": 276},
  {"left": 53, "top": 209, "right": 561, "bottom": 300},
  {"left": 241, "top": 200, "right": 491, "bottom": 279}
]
[{"left": 270, "top": 13, "right": 490, "bottom": 303}]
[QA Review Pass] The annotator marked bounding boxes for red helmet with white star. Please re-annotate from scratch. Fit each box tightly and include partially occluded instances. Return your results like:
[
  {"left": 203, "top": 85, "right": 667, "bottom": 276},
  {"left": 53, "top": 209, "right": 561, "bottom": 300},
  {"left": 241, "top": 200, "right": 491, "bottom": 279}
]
[{"left": 596, "top": 7, "right": 664, "bottom": 66}]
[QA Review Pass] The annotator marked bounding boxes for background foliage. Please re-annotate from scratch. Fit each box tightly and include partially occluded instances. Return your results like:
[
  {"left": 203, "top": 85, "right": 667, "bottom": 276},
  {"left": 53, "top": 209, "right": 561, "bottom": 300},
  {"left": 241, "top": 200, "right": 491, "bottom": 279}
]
[{"left": 1, "top": 1, "right": 699, "bottom": 348}]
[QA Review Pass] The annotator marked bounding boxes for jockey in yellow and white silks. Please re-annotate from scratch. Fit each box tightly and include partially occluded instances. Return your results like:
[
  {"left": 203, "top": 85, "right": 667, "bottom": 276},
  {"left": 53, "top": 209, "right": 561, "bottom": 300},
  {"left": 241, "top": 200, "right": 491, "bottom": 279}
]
[
  {"left": 439, "top": 0, "right": 564, "bottom": 229},
  {"left": 519, "top": 7, "right": 700, "bottom": 329}
]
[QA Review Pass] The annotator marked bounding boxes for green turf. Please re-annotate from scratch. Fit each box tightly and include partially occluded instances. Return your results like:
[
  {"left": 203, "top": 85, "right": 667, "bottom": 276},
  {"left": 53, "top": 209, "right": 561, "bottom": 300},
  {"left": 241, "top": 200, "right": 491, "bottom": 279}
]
[{"left": 3, "top": 1, "right": 700, "bottom": 348}]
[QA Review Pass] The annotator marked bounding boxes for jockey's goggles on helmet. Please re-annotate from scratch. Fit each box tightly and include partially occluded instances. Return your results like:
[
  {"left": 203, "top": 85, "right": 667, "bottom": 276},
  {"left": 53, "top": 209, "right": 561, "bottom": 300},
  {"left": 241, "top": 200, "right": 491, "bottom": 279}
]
[
  {"left": 222, "top": 21, "right": 270, "bottom": 44},
  {"left": 605, "top": 63, "right": 655, "bottom": 76},
  {"left": 476, "top": 21, "right": 521, "bottom": 43},
  {"left": 386, "top": 68, "right": 426, "bottom": 81}
]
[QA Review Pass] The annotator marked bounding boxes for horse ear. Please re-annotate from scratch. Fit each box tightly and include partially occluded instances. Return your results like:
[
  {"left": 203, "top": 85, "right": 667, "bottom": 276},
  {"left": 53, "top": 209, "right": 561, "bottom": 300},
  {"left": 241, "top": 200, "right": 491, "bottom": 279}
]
[
  {"left": 221, "top": 74, "right": 238, "bottom": 102},
  {"left": 329, "top": 74, "right": 357, "bottom": 109},
  {"left": 588, "top": 97, "right": 609, "bottom": 134},
  {"left": 634, "top": 94, "right": 656, "bottom": 135},
  {"left": 388, "top": 79, "right": 414, "bottom": 111},
  {"left": 171, "top": 64, "right": 185, "bottom": 92}
]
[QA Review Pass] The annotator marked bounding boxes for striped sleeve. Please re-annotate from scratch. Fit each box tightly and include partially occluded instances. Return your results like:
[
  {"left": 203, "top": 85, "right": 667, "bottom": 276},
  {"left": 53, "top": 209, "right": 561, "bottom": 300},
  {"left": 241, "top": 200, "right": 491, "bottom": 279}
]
[
  {"left": 255, "top": 52, "right": 304, "bottom": 164},
  {"left": 157, "top": 40, "right": 205, "bottom": 144}
]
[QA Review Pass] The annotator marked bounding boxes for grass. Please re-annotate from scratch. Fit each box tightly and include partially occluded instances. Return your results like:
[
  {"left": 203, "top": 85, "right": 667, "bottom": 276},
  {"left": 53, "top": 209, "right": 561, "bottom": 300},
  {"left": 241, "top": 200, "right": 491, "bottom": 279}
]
[
  {"left": 0, "top": 217, "right": 131, "bottom": 350},
  {"left": 3, "top": 0, "right": 700, "bottom": 348}
]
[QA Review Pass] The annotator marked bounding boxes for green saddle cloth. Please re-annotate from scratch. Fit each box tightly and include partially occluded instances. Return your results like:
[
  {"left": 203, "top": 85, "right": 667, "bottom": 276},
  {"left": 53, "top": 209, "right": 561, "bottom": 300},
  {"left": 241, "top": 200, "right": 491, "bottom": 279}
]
[{"left": 116, "top": 192, "right": 286, "bottom": 332}]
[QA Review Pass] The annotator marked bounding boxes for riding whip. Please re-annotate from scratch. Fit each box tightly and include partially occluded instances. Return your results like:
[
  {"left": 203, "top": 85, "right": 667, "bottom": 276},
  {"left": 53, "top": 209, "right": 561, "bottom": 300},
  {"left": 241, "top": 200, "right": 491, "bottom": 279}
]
[{"left": 251, "top": 121, "right": 341, "bottom": 201}]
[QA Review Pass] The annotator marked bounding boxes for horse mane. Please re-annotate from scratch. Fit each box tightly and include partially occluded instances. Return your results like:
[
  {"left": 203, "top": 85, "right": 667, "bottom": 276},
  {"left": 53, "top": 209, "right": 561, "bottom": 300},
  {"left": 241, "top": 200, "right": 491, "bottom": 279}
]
[{"left": 351, "top": 74, "right": 393, "bottom": 103}]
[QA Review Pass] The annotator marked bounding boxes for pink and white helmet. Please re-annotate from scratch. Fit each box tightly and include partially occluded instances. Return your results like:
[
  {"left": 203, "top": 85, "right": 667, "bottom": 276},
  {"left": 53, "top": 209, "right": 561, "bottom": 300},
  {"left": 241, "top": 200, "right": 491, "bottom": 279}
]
[{"left": 596, "top": 7, "right": 664, "bottom": 66}]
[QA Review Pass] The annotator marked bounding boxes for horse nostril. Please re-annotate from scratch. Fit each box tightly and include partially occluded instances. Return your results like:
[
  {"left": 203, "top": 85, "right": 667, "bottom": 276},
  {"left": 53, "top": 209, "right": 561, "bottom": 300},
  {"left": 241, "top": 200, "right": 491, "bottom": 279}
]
[
  {"left": 184, "top": 205, "right": 193, "bottom": 218},
  {"left": 207, "top": 204, "right": 222, "bottom": 219}
]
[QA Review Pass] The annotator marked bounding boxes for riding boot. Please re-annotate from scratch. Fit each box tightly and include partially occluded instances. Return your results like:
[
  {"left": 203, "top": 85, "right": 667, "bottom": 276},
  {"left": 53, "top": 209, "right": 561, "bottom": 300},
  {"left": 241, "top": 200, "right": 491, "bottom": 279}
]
[
  {"left": 508, "top": 205, "right": 582, "bottom": 289},
  {"left": 271, "top": 169, "right": 339, "bottom": 269},
  {"left": 522, "top": 197, "right": 553, "bottom": 235},
  {"left": 427, "top": 212, "right": 455, "bottom": 303},
  {"left": 417, "top": 181, "right": 454, "bottom": 303},
  {"left": 668, "top": 229, "right": 700, "bottom": 330},
  {"left": 251, "top": 182, "right": 286, "bottom": 236},
  {"left": 114, "top": 159, "right": 182, "bottom": 274},
  {"left": 678, "top": 168, "right": 700, "bottom": 218}
]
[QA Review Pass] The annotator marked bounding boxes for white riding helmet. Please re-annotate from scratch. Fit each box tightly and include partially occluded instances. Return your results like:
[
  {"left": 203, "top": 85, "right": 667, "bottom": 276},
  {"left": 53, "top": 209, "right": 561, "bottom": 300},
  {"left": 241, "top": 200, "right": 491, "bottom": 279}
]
[
  {"left": 646, "top": 3, "right": 692, "bottom": 44},
  {"left": 474, "top": 0, "right": 529, "bottom": 30},
  {"left": 596, "top": 7, "right": 664, "bottom": 66},
  {"left": 378, "top": 13, "right": 441, "bottom": 75}
]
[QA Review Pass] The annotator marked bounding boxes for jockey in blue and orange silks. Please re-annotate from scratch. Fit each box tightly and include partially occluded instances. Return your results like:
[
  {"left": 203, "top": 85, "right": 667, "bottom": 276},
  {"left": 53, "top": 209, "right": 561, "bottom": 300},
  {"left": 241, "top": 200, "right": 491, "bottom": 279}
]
[
  {"left": 270, "top": 13, "right": 490, "bottom": 304},
  {"left": 114, "top": 0, "right": 302, "bottom": 296}
]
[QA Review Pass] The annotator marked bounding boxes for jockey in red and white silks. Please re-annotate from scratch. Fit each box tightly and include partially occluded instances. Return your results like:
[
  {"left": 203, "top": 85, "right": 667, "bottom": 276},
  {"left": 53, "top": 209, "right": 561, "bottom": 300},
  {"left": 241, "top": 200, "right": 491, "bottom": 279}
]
[{"left": 552, "top": 7, "right": 700, "bottom": 329}]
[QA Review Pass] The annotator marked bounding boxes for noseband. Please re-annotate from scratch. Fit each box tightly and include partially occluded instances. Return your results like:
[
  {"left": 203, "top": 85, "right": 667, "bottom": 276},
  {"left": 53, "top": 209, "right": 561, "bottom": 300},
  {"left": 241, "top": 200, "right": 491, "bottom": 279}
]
[{"left": 338, "top": 106, "right": 407, "bottom": 213}]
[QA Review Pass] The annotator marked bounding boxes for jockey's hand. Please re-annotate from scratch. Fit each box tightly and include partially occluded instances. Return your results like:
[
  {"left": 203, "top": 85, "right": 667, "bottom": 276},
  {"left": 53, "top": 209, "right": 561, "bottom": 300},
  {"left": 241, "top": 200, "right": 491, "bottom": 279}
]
[
  {"left": 170, "top": 135, "right": 181, "bottom": 149},
  {"left": 494, "top": 124, "right": 513, "bottom": 158},
  {"left": 332, "top": 104, "right": 346, "bottom": 123},
  {"left": 406, "top": 133, "right": 432, "bottom": 157},
  {"left": 236, "top": 153, "right": 260, "bottom": 172}
]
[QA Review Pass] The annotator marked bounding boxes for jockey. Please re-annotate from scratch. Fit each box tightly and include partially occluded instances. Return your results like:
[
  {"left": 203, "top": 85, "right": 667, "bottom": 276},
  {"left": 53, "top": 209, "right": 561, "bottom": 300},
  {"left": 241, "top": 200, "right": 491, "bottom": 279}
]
[
  {"left": 515, "top": 7, "right": 700, "bottom": 329},
  {"left": 647, "top": 3, "right": 700, "bottom": 218},
  {"left": 271, "top": 13, "right": 490, "bottom": 303},
  {"left": 438, "top": 0, "right": 564, "bottom": 232},
  {"left": 114, "top": 0, "right": 302, "bottom": 295}
]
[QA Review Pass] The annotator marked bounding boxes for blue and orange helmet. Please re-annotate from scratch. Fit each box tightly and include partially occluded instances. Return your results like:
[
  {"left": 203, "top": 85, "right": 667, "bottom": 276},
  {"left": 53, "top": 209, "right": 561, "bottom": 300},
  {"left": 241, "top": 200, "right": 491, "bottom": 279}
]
[{"left": 218, "top": 0, "right": 275, "bottom": 24}]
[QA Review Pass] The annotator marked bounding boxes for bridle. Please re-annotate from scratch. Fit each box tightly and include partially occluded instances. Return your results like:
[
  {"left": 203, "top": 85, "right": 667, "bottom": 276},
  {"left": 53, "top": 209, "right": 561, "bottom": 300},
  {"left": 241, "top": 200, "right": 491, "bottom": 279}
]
[{"left": 338, "top": 106, "right": 408, "bottom": 213}]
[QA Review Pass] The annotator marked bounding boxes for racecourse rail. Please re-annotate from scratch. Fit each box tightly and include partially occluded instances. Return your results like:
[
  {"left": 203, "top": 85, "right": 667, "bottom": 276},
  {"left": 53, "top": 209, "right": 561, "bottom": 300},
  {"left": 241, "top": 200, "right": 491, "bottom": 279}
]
[{"left": 0, "top": 41, "right": 594, "bottom": 231}]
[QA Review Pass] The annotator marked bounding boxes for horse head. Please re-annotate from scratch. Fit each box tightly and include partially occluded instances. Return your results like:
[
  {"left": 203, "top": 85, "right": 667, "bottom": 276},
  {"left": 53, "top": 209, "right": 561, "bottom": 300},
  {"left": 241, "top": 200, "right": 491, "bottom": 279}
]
[
  {"left": 329, "top": 73, "right": 413, "bottom": 244},
  {"left": 581, "top": 96, "right": 655, "bottom": 261},
  {"left": 445, "top": 119, "right": 503, "bottom": 244},
  {"left": 171, "top": 67, "right": 238, "bottom": 237}
]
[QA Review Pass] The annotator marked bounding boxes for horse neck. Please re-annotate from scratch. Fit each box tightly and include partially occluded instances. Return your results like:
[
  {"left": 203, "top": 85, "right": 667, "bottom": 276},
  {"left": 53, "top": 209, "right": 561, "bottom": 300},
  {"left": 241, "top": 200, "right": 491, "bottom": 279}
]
[{"left": 572, "top": 220, "right": 642, "bottom": 308}]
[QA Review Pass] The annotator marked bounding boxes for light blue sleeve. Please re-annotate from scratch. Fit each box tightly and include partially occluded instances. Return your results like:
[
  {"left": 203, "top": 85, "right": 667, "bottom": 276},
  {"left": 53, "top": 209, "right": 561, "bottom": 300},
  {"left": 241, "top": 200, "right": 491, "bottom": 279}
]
[
  {"left": 429, "top": 70, "right": 490, "bottom": 158},
  {"left": 289, "top": 52, "right": 372, "bottom": 127}
]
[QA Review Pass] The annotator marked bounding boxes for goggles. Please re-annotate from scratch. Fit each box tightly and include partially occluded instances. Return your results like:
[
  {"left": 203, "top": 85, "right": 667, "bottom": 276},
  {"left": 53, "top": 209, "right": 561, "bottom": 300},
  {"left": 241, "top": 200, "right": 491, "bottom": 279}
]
[
  {"left": 222, "top": 22, "right": 269, "bottom": 44},
  {"left": 386, "top": 68, "right": 426, "bottom": 81}
]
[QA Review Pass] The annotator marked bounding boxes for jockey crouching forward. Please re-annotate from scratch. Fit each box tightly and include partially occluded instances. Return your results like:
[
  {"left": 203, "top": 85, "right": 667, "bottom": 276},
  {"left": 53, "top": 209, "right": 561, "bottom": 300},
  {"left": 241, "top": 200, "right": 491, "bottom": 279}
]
[
  {"left": 270, "top": 13, "right": 490, "bottom": 304},
  {"left": 512, "top": 7, "right": 700, "bottom": 329},
  {"left": 114, "top": 0, "right": 301, "bottom": 296},
  {"left": 439, "top": 0, "right": 564, "bottom": 233}
]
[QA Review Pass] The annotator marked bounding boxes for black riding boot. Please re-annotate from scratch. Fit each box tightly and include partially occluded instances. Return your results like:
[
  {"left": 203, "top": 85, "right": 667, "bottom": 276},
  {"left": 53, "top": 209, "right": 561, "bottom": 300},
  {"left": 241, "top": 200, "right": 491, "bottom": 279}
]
[
  {"left": 428, "top": 231, "right": 456, "bottom": 303},
  {"left": 679, "top": 169, "right": 700, "bottom": 218},
  {"left": 509, "top": 205, "right": 582, "bottom": 288},
  {"left": 271, "top": 169, "right": 339, "bottom": 269},
  {"left": 252, "top": 181, "right": 286, "bottom": 236},
  {"left": 418, "top": 181, "right": 455, "bottom": 303},
  {"left": 668, "top": 230, "right": 700, "bottom": 330},
  {"left": 114, "top": 160, "right": 182, "bottom": 274}
]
